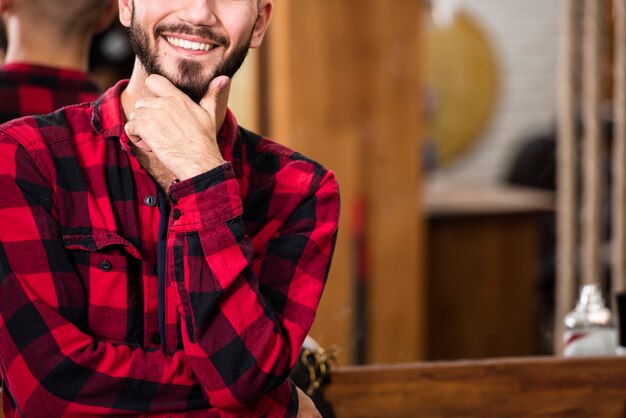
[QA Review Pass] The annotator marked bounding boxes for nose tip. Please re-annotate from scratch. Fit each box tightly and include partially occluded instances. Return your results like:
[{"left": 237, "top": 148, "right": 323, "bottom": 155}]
[{"left": 176, "top": 1, "right": 219, "bottom": 27}]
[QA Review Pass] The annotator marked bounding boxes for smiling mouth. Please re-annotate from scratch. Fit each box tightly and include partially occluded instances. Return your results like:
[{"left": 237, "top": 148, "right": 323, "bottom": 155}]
[{"left": 165, "top": 36, "right": 215, "bottom": 52}]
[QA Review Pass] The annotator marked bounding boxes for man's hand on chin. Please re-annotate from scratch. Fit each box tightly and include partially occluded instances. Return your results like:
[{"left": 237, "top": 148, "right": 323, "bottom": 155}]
[{"left": 124, "top": 73, "right": 230, "bottom": 181}]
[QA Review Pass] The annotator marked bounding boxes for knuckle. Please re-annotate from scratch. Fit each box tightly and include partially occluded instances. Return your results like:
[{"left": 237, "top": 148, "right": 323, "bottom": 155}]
[{"left": 165, "top": 96, "right": 179, "bottom": 107}]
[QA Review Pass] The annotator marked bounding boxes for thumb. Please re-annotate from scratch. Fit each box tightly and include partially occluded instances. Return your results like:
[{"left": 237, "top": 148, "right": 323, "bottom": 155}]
[{"left": 199, "top": 75, "right": 231, "bottom": 114}]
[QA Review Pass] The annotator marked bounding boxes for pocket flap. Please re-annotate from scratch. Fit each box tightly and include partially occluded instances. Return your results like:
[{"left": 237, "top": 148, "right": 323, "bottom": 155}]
[{"left": 63, "top": 229, "right": 142, "bottom": 260}]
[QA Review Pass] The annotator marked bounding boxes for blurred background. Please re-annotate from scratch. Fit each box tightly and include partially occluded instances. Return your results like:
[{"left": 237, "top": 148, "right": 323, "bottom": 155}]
[{"left": 2, "top": 0, "right": 618, "bottom": 366}]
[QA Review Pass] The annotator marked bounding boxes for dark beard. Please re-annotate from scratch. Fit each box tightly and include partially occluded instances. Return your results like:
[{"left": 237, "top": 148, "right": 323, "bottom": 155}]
[{"left": 128, "top": 6, "right": 252, "bottom": 103}]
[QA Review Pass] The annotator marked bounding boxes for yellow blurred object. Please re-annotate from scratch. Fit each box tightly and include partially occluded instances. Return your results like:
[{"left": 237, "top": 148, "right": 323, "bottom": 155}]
[{"left": 423, "top": 7, "right": 499, "bottom": 166}]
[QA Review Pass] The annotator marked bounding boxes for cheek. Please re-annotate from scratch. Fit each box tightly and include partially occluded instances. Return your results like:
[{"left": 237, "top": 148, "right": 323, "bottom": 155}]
[
  {"left": 218, "top": 5, "right": 257, "bottom": 42},
  {"left": 131, "top": 0, "right": 171, "bottom": 32}
]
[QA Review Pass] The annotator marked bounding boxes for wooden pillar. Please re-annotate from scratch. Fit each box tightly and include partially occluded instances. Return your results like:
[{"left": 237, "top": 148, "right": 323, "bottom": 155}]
[
  {"left": 612, "top": 0, "right": 626, "bottom": 295},
  {"left": 581, "top": 0, "right": 605, "bottom": 287},
  {"left": 265, "top": 0, "right": 423, "bottom": 363},
  {"left": 555, "top": 0, "right": 582, "bottom": 354}
]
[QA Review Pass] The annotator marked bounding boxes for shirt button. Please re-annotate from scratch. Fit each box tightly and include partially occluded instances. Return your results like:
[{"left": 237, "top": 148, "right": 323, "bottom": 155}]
[
  {"left": 172, "top": 209, "right": 181, "bottom": 220},
  {"left": 151, "top": 333, "right": 161, "bottom": 345},
  {"left": 144, "top": 195, "right": 157, "bottom": 207},
  {"left": 100, "top": 260, "right": 112, "bottom": 272}
]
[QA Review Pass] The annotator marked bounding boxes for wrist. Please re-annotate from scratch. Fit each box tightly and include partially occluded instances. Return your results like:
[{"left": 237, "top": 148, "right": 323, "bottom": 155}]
[{"left": 175, "top": 158, "right": 225, "bottom": 181}]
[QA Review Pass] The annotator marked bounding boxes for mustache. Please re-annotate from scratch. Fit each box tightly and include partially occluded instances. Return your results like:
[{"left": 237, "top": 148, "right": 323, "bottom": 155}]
[{"left": 154, "top": 23, "right": 229, "bottom": 46}]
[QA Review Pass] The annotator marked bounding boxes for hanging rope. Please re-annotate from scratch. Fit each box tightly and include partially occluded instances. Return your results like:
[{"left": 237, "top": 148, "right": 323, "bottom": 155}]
[
  {"left": 613, "top": 0, "right": 626, "bottom": 295},
  {"left": 581, "top": 0, "right": 604, "bottom": 287},
  {"left": 555, "top": 0, "right": 582, "bottom": 354}
]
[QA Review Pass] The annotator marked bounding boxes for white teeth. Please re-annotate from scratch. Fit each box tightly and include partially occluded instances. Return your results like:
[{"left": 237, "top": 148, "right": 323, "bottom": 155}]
[{"left": 166, "top": 36, "right": 213, "bottom": 52}]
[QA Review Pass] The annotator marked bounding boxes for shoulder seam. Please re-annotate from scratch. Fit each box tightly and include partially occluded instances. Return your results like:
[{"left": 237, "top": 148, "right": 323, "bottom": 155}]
[{"left": 1, "top": 126, "right": 53, "bottom": 184}]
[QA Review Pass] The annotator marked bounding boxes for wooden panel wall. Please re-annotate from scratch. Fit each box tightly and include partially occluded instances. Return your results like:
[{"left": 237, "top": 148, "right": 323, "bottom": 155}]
[
  {"left": 229, "top": 49, "right": 261, "bottom": 133},
  {"left": 426, "top": 213, "right": 542, "bottom": 359},
  {"left": 265, "top": 1, "right": 423, "bottom": 363}
]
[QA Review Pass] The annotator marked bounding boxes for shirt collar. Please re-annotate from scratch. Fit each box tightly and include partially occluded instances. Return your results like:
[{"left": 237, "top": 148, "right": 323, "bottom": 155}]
[
  {"left": 1, "top": 62, "right": 94, "bottom": 81},
  {"left": 91, "top": 79, "right": 239, "bottom": 158},
  {"left": 91, "top": 79, "right": 129, "bottom": 147},
  {"left": 1, "top": 62, "right": 89, "bottom": 79}
]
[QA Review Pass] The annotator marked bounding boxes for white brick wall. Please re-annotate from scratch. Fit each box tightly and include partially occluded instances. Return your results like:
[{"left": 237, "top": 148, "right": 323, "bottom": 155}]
[{"left": 432, "top": 0, "right": 561, "bottom": 185}]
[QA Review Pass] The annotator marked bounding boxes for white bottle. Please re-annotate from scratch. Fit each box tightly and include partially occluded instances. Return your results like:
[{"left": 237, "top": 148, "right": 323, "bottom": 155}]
[{"left": 563, "top": 284, "right": 617, "bottom": 357}]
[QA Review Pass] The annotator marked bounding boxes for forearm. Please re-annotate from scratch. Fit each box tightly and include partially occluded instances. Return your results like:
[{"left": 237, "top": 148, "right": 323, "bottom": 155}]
[
  {"left": 167, "top": 164, "right": 339, "bottom": 410},
  {"left": 0, "top": 276, "right": 209, "bottom": 415}
]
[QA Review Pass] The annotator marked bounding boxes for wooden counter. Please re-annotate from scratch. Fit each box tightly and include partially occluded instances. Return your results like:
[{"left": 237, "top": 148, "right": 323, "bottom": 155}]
[{"left": 325, "top": 356, "right": 626, "bottom": 417}]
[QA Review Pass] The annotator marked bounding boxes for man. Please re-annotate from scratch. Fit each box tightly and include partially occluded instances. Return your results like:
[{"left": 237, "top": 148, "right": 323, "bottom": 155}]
[
  {"left": 0, "top": 0, "right": 117, "bottom": 122},
  {"left": 0, "top": 0, "right": 339, "bottom": 417}
]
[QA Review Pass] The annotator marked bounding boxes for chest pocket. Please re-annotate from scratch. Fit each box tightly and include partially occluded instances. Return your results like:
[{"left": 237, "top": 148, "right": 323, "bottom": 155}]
[{"left": 64, "top": 231, "right": 143, "bottom": 343}]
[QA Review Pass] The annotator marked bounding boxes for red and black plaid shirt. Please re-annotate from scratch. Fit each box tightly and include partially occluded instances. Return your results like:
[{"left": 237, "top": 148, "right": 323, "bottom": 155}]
[
  {"left": 0, "top": 80, "right": 340, "bottom": 417},
  {"left": 0, "top": 63, "right": 101, "bottom": 124}
]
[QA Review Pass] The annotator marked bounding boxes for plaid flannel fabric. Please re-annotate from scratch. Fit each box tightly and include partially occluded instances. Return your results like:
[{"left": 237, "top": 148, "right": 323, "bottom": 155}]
[
  {"left": 0, "top": 80, "right": 340, "bottom": 417},
  {"left": 0, "top": 63, "right": 100, "bottom": 124}
]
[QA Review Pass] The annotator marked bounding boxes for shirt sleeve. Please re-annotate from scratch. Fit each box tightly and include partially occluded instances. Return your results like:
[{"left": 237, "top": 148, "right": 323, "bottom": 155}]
[
  {"left": 0, "top": 134, "right": 209, "bottom": 416},
  {"left": 166, "top": 161, "right": 340, "bottom": 412}
]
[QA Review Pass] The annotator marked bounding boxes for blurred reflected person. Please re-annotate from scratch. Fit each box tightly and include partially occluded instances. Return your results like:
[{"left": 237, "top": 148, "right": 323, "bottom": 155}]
[
  {"left": 0, "top": 20, "right": 6, "bottom": 64},
  {"left": 0, "top": 0, "right": 338, "bottom": 417},
  {"left": 0, "top": 0, "right": 117, "bottom": 122}
]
